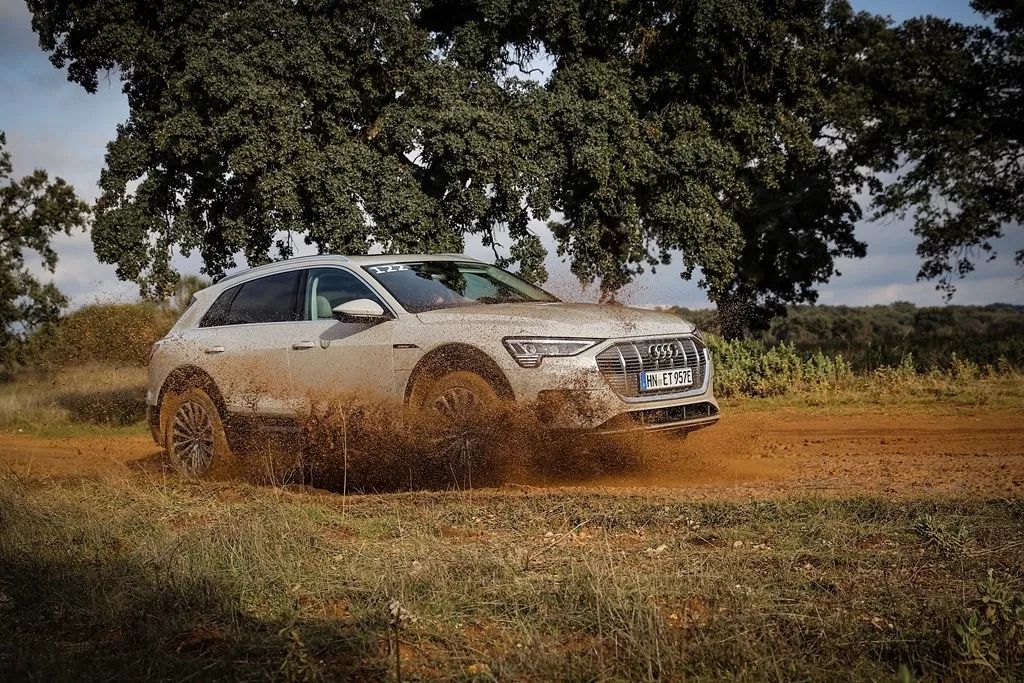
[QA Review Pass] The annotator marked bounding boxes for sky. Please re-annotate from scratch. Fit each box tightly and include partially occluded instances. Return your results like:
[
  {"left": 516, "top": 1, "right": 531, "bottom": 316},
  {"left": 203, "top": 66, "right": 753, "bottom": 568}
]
[{"left": 1, "top": 0, "right": 1021, "bottom": 309}]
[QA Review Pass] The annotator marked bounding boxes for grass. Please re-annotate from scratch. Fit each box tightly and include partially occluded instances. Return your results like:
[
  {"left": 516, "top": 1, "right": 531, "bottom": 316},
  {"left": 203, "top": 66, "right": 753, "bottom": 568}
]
[
  {"left": 0, "top": 365, "right": 148, "bottom": 436},
  {"left": 721, "top": 369, "right": 1024, "bottom": 414},
  {"left": 1, "top": 473, "right": 1023, "bottom": 680},
  {"left": 2, "top": 361, "right": 1023, "bottom": 679}
]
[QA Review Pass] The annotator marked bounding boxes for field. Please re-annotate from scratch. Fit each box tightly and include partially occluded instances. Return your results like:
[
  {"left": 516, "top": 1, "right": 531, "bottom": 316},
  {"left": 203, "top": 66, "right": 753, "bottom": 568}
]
[{"left": 2, "top": 366, "right": 1024, "bottom": 681}]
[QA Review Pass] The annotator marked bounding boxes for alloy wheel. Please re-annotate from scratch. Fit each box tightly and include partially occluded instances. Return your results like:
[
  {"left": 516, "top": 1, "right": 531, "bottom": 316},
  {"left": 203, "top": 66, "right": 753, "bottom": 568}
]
[
  {"left": 431, "top": 386, "right": 482, "bottom": 416},
  {"left": 170, "top": 400, "right": 215, "bottom": 475}
]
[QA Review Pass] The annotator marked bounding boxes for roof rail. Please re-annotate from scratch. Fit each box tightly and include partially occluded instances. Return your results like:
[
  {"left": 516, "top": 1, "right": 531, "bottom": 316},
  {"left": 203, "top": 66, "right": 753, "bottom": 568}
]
[{"left": 217, "top": 254, "right": 349, "bottom": 284}]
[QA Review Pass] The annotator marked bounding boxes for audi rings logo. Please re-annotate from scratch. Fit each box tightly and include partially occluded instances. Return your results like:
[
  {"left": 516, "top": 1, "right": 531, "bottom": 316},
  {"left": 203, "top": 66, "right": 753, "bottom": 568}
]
[{"left": 648, "top": 343, "right": 681, "bottom": 361}]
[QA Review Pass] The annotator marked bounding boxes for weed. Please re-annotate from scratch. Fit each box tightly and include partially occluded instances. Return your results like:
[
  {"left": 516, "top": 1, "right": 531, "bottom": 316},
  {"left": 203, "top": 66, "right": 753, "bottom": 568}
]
[
  {"left": 914, "top": 514, "right": 971, "bottom": 558},
  {"left": 954, "top": 570, "right": 1024, "bottom": 675},
  {"left": 279, "top": 626, "right": 324, "bottom": 683}
]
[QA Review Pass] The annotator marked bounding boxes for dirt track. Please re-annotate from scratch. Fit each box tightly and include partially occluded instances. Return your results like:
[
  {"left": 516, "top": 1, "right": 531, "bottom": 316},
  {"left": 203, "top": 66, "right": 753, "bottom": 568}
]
[{"left": 2, "top": 409, "right": 1022, "bottom": 498}]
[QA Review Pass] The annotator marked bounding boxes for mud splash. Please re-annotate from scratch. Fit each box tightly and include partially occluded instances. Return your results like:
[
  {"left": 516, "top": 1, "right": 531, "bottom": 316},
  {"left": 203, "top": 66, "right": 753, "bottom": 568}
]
[{"left": 241, "top": 388, "right": 652, "bottom": 493}]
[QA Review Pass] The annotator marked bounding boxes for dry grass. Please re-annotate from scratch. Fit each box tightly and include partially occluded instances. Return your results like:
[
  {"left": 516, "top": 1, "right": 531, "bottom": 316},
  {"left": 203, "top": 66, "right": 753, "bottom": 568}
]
[
  {"left": 723, "top": 367, "right": 1024, "bottom": 414},
  {"left": 3, "top": 359, "right": 1023, "bottom": 439},
  {"left": 1, "top": 472, "right": 1022, "bottom": 680},
  {"left": 0, "top": 365, "right": 147, "bottom": 435}
]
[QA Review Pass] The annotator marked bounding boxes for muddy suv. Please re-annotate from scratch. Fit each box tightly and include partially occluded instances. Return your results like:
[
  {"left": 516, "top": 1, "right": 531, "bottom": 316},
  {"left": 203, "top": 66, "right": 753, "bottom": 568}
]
[{"left": 148, "top": 254, "right": 718, "bottom": 474}]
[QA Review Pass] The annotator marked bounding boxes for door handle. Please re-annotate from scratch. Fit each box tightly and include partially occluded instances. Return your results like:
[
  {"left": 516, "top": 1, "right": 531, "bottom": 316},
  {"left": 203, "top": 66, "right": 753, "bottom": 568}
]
[
  {"left": 204, "top": 346, "right": 225, "bottom": 354},
  {"left": 292, "top": 341, "right": 316, "bottom": 350}
]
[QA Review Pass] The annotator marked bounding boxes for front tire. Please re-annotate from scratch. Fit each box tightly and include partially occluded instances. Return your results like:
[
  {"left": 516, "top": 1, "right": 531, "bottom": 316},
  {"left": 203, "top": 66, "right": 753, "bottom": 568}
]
[
  {"left": 160, "top": 387, "right": 233, "bottom": 477},
  {"left": 411, "top": 370, "right": 501, "bottom": 418}
]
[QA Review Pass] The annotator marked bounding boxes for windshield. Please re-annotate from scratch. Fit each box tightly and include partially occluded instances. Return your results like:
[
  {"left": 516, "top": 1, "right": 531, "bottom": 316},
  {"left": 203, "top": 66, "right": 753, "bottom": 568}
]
[{"left": 363, "top": 261, "right": 558, "bottom": 313}]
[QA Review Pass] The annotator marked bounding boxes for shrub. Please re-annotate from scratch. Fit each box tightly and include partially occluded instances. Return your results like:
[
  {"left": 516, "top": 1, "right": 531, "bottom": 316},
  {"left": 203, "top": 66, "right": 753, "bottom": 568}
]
[{"left": 707, "top": 337, "right": 853, "bottom": 397}]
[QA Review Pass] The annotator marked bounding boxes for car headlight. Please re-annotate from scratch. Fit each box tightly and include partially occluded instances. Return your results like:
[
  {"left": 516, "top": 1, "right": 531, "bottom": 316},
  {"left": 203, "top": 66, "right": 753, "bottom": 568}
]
[{"left": 503, "top": 337, "right": 602, "bottom": 368}]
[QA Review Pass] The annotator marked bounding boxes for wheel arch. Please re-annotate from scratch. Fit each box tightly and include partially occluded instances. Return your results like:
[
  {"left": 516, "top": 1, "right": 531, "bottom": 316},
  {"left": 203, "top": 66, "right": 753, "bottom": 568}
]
[
  {"left": 404, "top": 343, "right": 515, "bottom": 404},
  {"left": 158, "top": 365, "right": 228, "bottom": 420}
]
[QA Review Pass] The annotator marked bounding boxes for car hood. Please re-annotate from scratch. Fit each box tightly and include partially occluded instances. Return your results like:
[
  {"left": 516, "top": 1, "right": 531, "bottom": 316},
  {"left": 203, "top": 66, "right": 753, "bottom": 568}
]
[{"left": 415, "top": 302, "right": 697, "bottom": 339}]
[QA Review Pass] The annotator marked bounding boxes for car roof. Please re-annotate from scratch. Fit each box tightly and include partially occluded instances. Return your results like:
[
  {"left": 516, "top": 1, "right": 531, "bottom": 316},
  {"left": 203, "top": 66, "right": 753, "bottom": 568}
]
[
  {"left": 346, "top": 253, "right": 486, "bottom": 266},
  {"left": 213, "top": 253, "right": 486, "bottom": 286}
]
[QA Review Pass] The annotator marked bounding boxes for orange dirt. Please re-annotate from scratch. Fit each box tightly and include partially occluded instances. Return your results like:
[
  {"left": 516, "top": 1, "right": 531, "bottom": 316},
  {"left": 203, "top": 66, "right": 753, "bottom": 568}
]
[
  {"left": 560, "top": 409, "right": 1024, "bottom": 498},
  {"left": 1, "top": 408, "right": 1022, "bottom": 498}
]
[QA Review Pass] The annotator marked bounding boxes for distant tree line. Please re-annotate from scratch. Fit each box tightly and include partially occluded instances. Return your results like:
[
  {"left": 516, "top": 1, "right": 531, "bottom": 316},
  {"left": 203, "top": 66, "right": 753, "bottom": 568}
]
[{"left": 670, "top": 302, "right": 1024, "bottom": 369}]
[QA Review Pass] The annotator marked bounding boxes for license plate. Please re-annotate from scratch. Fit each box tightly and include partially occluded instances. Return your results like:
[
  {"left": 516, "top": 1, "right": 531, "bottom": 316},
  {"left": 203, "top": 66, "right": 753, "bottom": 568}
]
[{"left": 639, "top": 368, "right": 693, "bottom": 391}]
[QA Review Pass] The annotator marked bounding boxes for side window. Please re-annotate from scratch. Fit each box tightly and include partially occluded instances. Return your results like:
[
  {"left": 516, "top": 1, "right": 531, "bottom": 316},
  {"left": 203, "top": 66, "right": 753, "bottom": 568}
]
[
  {"left": 462, "top": 272, "right": 500, "bottom": 300},
  {"left": 305, "top": 268, "right": 383, "bottom": 321},
  {"left": 199, "top": 286, "right": 239, "bottom": 327},
  {"left": 225, "top": 271, "right": 301, "bottom": 325}
]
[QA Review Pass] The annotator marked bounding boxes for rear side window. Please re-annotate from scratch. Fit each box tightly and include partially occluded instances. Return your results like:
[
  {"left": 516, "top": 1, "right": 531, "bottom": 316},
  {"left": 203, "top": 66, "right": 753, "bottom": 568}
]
[
  {"left": 227, "top": 271, "right": 300, "bottom": 324},
  {"left": 199, "top": 286, "right": 238, "bottom": 327},
  {"left": 198, "top": 271, "right": 300, "bottom": 326}
]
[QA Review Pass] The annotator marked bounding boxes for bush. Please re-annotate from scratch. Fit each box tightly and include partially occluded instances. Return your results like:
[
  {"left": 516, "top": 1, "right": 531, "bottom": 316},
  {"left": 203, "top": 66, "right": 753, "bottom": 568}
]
[{"left": 708, "top": 336, "right": 853, "bottom": 397}]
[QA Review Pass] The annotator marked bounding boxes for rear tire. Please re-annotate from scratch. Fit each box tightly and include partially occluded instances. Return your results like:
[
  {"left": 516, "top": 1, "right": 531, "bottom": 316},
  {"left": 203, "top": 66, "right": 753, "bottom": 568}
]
[{"left": 160, "top": 387, "right": 234, "bottom": 478}]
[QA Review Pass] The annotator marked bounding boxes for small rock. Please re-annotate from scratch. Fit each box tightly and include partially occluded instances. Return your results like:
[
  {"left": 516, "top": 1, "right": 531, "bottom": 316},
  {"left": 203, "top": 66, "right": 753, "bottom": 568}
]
[{"left": 732, "top": 540, "right": 744, "bottom": 548}]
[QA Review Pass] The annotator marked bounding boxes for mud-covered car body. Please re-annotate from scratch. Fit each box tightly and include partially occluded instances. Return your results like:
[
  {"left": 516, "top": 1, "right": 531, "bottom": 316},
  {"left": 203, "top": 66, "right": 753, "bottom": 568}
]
[{"left": 147, "top": 254, "right": 719, "bottom": 450}]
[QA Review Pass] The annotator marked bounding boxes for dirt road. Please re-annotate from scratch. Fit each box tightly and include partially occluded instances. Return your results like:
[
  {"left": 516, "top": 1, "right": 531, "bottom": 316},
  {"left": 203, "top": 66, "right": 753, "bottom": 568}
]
[{"left": 2, "top": 408, "right": 1022, "bottom": 497}]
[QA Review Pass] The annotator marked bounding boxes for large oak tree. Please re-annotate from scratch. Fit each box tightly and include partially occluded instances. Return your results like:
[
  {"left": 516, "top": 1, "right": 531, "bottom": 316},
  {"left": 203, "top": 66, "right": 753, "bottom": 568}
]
[{"left": 28, "top": 0, "right": 1018, "bottom": 330}]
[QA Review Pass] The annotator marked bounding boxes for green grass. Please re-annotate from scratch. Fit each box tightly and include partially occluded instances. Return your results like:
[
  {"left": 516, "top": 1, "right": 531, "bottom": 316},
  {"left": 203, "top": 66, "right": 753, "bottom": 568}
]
[{"left": 2, "top": 473, "right": 1023, "bottom": 681}]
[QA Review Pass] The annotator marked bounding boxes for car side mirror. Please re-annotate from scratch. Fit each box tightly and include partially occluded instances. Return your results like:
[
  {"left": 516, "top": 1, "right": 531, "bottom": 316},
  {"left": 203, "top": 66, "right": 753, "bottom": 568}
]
[{"left": 332, "top": 299, "right": 388, "bottom": 321}]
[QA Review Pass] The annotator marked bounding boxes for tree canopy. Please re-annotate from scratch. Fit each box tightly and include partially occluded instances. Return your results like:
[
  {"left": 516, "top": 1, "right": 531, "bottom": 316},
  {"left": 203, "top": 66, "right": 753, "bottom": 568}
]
[
  {"left": 26, "top": 0, "right": 1022, "bottom": 321},
  {"left": 0, "top": 131, "right": 90, "bottom": 367},
  {"left": 853, "top": 0, "right": 1023, "bottom": 298}
]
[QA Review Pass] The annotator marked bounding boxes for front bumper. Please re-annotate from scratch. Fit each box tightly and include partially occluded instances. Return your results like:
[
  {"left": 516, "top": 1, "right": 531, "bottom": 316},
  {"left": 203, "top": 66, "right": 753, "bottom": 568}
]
[
  {"left": 504, "top": 334, "right": 720, "bottom": 433},
  {"left": 593, "top": 400, "right": 719, "bottom": 434}
]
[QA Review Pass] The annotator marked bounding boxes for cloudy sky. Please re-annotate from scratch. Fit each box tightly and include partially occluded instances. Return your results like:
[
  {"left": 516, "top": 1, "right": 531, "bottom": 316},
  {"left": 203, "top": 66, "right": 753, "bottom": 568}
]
[{"left": 2, "top": 0, "right": 1021, "bottom": 308}]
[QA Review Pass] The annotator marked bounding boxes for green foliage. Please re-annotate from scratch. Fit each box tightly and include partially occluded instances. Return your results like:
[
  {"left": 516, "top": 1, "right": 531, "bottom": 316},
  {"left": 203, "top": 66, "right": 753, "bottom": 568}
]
[
  {"left": 854, "top": 1, "right": 1023, "bottom": 296},
  {"left": 915, "top": 514, "right": 971, "bottom": 559},
  {"left": 954, "top": 570, "right": 1024, "bottom": 673},
  {"left": 707, "top": 336, "right": 853, "bottom": 397},
  {"left": 28, "top": 0, "right": 558, "bottom": 296},
  {"left": 766, "top": 303, "right": 1024, "bottom": 369},
  {"left": 0, "top": 130, "right": 89, "bottom": 370},
  {"left": 673, "top": 302, "right": 1024, "bottom": 369},
  {"left": 28, "top": 0, "right": 890, "bottom": 316}
]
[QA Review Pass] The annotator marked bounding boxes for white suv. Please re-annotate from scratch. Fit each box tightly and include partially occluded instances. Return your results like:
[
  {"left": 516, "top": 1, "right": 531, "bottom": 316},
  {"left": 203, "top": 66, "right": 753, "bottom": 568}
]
[{"left": 148, "top": 254, "right": 718, "bottom": 475}]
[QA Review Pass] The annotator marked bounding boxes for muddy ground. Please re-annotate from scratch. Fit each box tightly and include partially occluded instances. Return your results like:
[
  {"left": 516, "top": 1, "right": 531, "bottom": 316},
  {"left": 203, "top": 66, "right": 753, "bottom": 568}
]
[{"left": 2, "top": 407, "right": 1021, "bottom": 498}]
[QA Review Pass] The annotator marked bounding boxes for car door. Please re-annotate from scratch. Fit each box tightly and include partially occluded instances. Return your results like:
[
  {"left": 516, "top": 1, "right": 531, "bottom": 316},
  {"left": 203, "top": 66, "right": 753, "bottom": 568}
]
[
  {"left": 287, "top": 266, "right": 397, "bottom": 406},
  {"left": 183, "top": 270, "right": 301, "bottom": 416}
]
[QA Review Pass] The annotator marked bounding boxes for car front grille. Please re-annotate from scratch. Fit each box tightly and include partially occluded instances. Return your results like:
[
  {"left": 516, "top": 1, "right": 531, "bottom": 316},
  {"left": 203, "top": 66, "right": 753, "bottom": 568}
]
[{"left": 596, "top": 336, "right": 709, "bottom": 398}]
